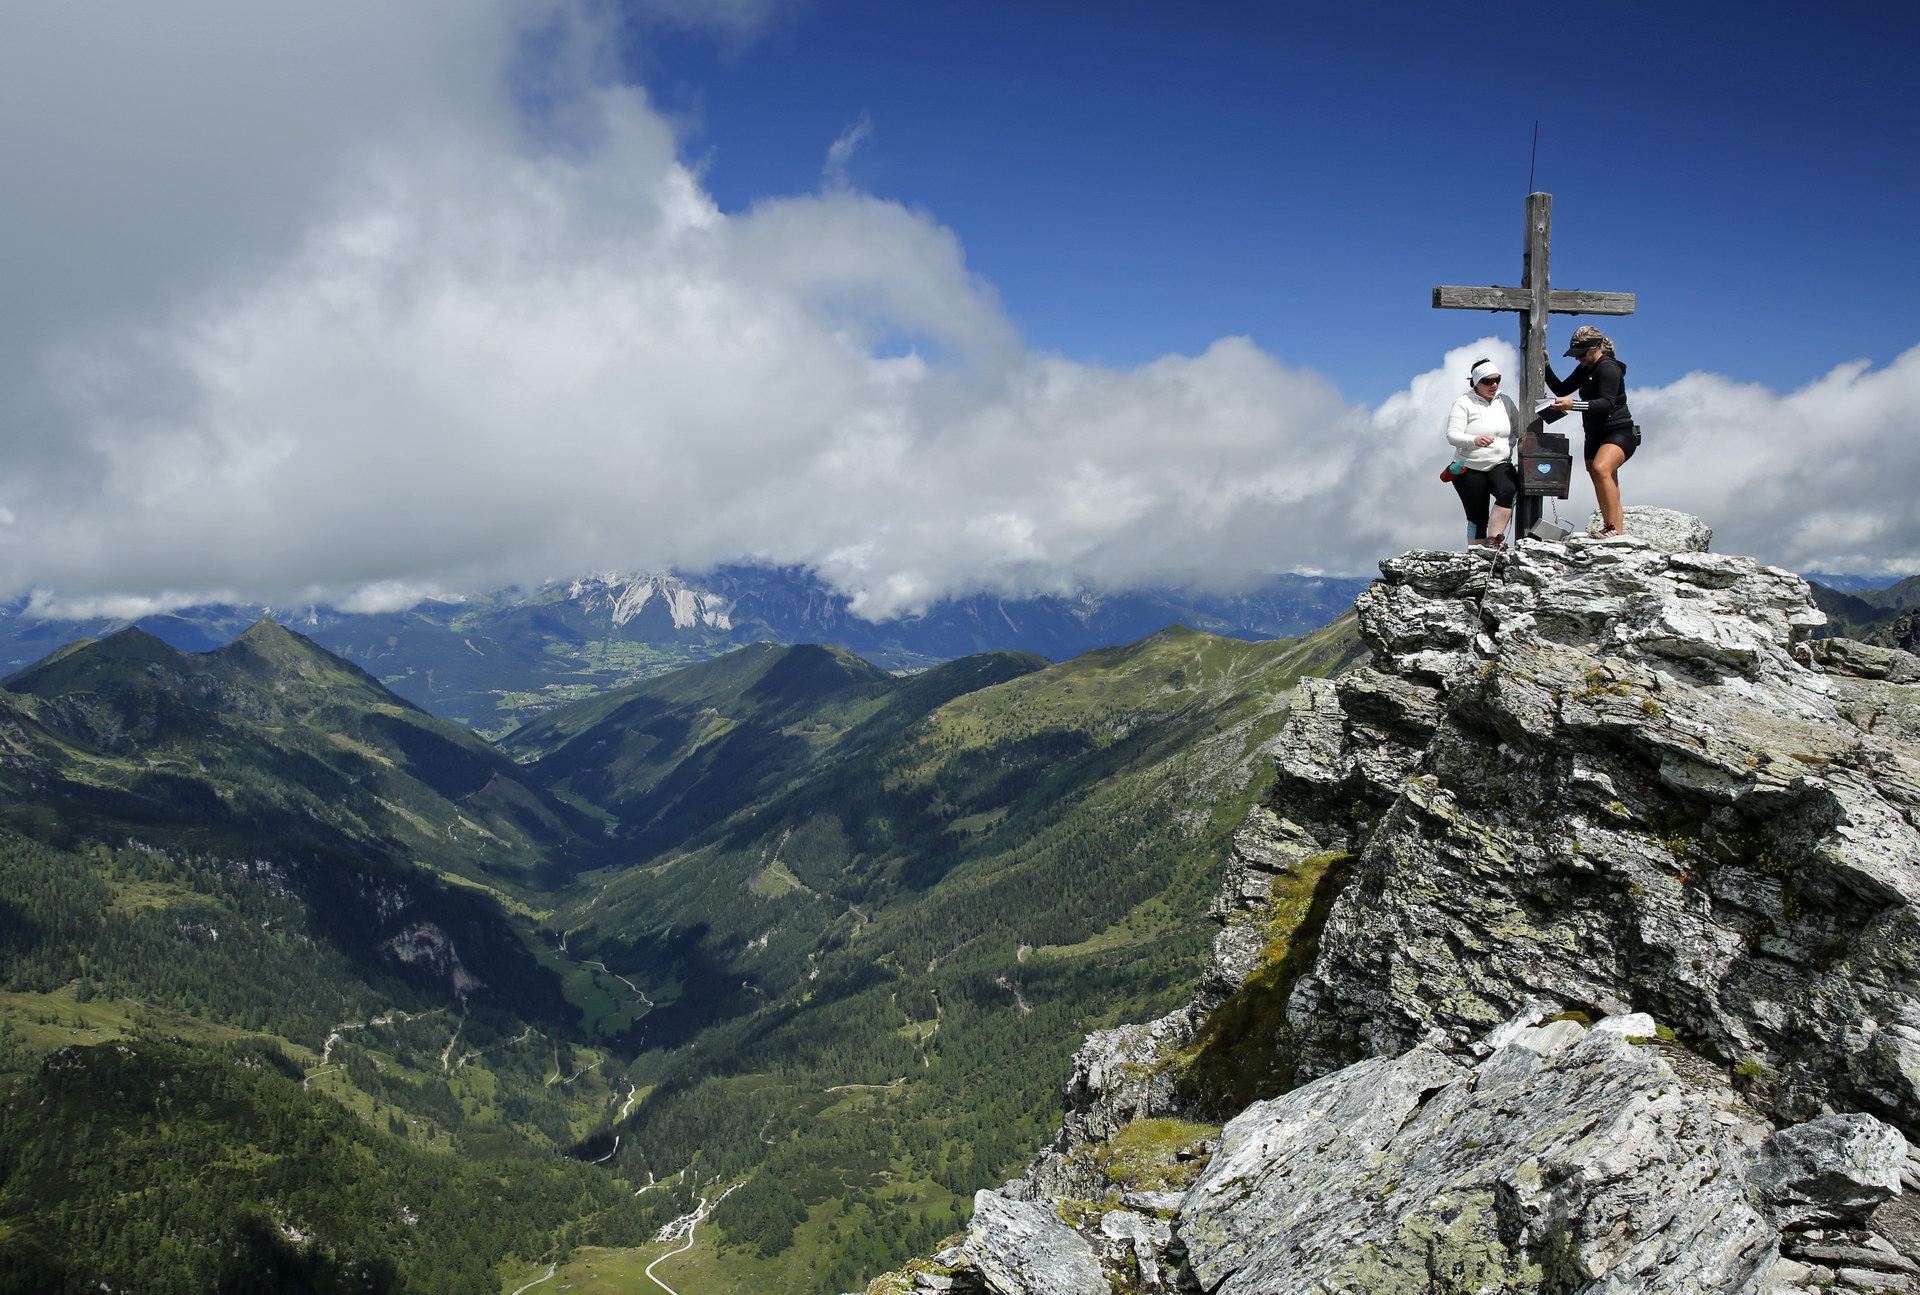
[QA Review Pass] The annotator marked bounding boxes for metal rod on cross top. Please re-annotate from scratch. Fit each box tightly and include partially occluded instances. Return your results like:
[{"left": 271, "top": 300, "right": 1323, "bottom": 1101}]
[{"left": 1432, "top": 193, "right": 1635, "bottom": 545}]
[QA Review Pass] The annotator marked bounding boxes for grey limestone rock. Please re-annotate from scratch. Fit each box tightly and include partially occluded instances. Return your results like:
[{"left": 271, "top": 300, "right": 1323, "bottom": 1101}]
[
  {"left": 1093, "top": 1209, "right": 1179, "bottom": 1290},
  {"left": 1011, "top": 1015, "right": 1188, "bottom": 1202},
  {"left": 1755, "top": 1113, "right": 1908, "bottom": 1224},
  {"left": 1581, "top": 504, "right": 1715, "bottom": 552},
  {"left": 1792, "top": 1241, "right": 1918, "bottom": 1274},
  {"left": 954, "top": 1192, "right": 1106, "bottom": 1295},
  {"left": 1180, "top": 1013, "right": 1776, "bottom": 1294},
  {"left": 1277, "top": 523, "right": 1920, "bottom": 1131},
  {"left": 1834, "top": 1270, "right": 1919, "bottom": 1293},
  {"left": 1809, "top": 638, "right": 1920, "bottom": 685}
]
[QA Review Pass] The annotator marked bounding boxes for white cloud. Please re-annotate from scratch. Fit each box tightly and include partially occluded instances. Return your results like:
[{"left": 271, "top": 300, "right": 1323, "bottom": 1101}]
[
  {"left": 1, "top": 4, "right": 1915, "bottom": 625},
  {"left": 329, "top": 581, "right": 468, "bottom": 616},
  {"left": 1367, "top": 344, "right": 1920, "bottom": 576},
  {"left": 23, "top": 589, "right": 245, "bottom": 623},
  {"left": 823, "top": 113, "right": 873, "bottom": 191},
  {"left": 1628, "top": 351, "right": 1920, "bottom": 575}
]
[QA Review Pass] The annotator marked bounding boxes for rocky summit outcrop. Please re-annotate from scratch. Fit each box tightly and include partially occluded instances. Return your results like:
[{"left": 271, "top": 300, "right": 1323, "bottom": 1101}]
[{"left": 861, "top": 511, "right": 1920, "bottom": 1295}]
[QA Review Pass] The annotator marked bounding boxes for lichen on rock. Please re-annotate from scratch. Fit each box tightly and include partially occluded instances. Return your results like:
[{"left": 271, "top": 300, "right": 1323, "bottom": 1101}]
[
  {"left": 1181, "top": 1011, "right": 1783, "bottom": 1294},
  {"left": 1284, "top": 528, "right": 1920, "bottom": 1132}
]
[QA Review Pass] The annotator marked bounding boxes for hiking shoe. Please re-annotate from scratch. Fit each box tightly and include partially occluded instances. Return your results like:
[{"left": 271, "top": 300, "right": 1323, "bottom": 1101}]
[{"left": 1595, "top": 524, "right": 1623, "bottom": 538}]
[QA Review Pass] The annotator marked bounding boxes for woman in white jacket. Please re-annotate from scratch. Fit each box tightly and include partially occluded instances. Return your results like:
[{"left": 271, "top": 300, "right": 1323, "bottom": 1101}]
[{"left": 1444, "top": 358, "right": 1519, "bottom": 549}]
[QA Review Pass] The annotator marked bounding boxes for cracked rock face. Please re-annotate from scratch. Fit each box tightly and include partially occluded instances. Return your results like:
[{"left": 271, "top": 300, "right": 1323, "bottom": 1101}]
[
  {"left": 951, "top": 1194, "right": 1107, "bottom": 1295},
  {"left": 877, "top": 520, "right": 1920, "bottom": 1295},
  {"left": 1283, "top": 532, "right": 1920, "bottom": 1133},
  {"left": 943, "top": 1012, "right": 1912, "bottom": 1295},
  {"left": 1753, "top": 1113, "right": 1907, "bottom": 1224},
  {"left": 1182, "top": 1013, "right": 1779, "bottom": 1295}
]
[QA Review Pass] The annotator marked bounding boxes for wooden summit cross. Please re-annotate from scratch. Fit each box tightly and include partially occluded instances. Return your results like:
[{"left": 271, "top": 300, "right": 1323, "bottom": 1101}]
[{"left": 1432, "top": 192, "right": 1635, "bottom": 538}]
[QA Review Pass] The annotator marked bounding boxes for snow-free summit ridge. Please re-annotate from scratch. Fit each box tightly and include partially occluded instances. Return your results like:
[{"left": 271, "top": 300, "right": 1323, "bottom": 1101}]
[{"left": 868, "top": 508, "right": 1920, "bottom": 1295}]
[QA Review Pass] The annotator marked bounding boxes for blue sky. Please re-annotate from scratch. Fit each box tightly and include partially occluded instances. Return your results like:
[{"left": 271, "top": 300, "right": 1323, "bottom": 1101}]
[
  {"left": 0, "top": 0, "right": 1915, "bottom": 617},
  {"left": 630, "top": 1, "right": 1918, "bottom": 400}
]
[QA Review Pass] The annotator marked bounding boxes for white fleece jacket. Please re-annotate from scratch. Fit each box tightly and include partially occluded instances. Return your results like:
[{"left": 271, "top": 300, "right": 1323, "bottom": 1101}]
[{"left": 1445, "top": 391, "right": 1516, "bottom": 471}]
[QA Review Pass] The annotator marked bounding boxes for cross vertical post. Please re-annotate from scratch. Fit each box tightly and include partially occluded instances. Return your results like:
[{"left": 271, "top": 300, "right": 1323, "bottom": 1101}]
[{"left": 1518, "top": 192, "right": 1551, "bottom": 538}]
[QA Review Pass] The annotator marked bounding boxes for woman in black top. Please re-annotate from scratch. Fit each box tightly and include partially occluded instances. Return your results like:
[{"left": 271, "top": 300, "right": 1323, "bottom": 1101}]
[{"left": 1545, "top": 324, "right": 1635, "bottom": 537}]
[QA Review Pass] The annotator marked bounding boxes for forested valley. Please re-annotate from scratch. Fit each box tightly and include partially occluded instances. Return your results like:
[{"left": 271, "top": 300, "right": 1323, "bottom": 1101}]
[{"left": 0, "top": 613, "right": 1361, "bottom": 1293}]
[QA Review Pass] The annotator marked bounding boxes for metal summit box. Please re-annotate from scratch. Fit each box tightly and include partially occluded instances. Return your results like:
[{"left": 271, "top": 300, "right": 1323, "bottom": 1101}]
[{"left": 1520, "top": 432, "right": 1573, "bottom": 499}]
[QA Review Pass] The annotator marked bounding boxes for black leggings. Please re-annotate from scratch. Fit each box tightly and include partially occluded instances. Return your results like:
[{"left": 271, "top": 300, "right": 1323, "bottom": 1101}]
[{"left": 1451, "top": 463, "right": 1519, "bottom": 539}]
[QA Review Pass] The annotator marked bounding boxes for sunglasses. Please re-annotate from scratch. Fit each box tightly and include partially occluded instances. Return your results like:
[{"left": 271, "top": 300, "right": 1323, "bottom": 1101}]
[{"left": 1477, "top": 377, "right": 1501, "bottom": 385}]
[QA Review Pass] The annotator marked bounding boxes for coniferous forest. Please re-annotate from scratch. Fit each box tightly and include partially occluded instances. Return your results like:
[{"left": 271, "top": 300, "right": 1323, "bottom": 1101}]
[{"left": 0, "top": 614, "right": 1362, "bottom": 1292}]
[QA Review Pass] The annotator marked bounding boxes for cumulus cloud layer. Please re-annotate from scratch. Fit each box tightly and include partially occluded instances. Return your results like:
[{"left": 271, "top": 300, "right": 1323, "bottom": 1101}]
[{"left": 3, "top": 3, "right": 1915, "bottom": 621}]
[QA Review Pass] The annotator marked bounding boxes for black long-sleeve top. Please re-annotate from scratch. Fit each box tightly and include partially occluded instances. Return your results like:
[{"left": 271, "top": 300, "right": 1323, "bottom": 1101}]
[{"left": 1544, "top": 356, "right": 1630, "bottom": 434}]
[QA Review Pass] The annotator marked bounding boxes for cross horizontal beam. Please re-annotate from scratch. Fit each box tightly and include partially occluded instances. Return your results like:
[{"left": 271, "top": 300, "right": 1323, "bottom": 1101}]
[{"left": 1432, "top": 285, "right": 1636, "bottom": 315}]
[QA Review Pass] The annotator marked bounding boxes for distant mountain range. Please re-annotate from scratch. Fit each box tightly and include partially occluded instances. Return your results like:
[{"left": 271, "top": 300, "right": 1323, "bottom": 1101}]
[
  {"left": 4, "top": 564, "right": 1909, "bottom": 739},
  {"left": 0, "top": 566, "right": 1373, "bottom": 734},
  {"left": 1800, "top": 572, "right": 1912, "bottom": 592},
  {"left": 1805, "top": 572, "right": 1920, "bottom": 653}
]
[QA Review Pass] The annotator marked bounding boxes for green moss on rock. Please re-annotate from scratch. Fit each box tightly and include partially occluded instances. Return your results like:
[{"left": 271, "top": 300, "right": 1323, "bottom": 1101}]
[
  {"left": 1173, "top": 850, "right": 1355, "bottom": 1116},
  {"left": 1092, "top": 1117, "right": 1221, "bottom": 1192}
]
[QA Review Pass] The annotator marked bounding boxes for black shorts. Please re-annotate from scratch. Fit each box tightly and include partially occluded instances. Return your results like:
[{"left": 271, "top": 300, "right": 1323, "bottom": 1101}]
[{"left": 1584, "top": 426, "right": 1637, "bottom": 464}]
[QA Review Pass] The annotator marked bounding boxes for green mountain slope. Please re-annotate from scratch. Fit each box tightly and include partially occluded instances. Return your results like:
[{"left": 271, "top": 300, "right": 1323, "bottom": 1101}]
[
  {"left": 0, "top": 1036, "right": 649, "bottom": 1294},
  {"left": 3, "top": 621, "right": 588, "bottom": 892},
  {"left": 526, "top": 617, "right": 1367, "bottom": 1291},
  {"left": 0, "top": 626, "right": 665, "bottom": 1292},
  {"left": 504, "top": 643, "right": 1050, "bottom": 855}
]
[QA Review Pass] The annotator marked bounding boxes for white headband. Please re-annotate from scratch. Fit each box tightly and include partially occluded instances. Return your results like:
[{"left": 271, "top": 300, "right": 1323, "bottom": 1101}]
[{"left": 1469, "top": 361, "right": 1502, "bottom": 386}]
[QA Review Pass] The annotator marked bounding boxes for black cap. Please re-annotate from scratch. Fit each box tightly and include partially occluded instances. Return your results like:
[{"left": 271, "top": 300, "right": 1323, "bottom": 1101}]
[{"left": 1564, "top": 339, "right": 1602, "bottom": 357}]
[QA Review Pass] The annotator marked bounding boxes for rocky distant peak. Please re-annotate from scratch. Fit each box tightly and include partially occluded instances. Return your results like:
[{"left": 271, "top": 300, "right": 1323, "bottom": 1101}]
[
  {"left": 226, "top": 615, "right": 310, "bottom": 658},
  {"left": 561, "top": 572, "right": 734, "bottom": 631}
]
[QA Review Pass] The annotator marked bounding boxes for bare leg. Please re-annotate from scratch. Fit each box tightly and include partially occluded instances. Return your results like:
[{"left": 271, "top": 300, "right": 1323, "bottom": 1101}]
[
  {"left": 1588, "top": 444, "right": 1627, "bottom": 532},
  {"left": 1487, "top": 504, "right": 1513, "bottom": 546}
]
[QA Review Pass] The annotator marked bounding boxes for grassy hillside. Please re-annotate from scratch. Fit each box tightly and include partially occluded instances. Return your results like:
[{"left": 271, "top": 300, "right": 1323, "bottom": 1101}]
[
  {"left": 0, "top": 1033, "right": 651, "bottom": 1294},
  {"left": 2, "top": 621, "right": 591, "bottom": 893},
  {"left": 504, "top": 644, "right": 1049, "bottom": 856},
  {"left": 527, "top": 618, "right": 1366, "bottom": 1291},
  {"left": 0, "top": 626, "right": 658, "bottom": 1292}
]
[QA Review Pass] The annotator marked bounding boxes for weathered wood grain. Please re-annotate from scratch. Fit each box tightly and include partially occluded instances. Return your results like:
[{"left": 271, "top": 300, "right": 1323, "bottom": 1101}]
[{"left": 1432, "top": 285, "right": 1636, "bottom": 315}]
